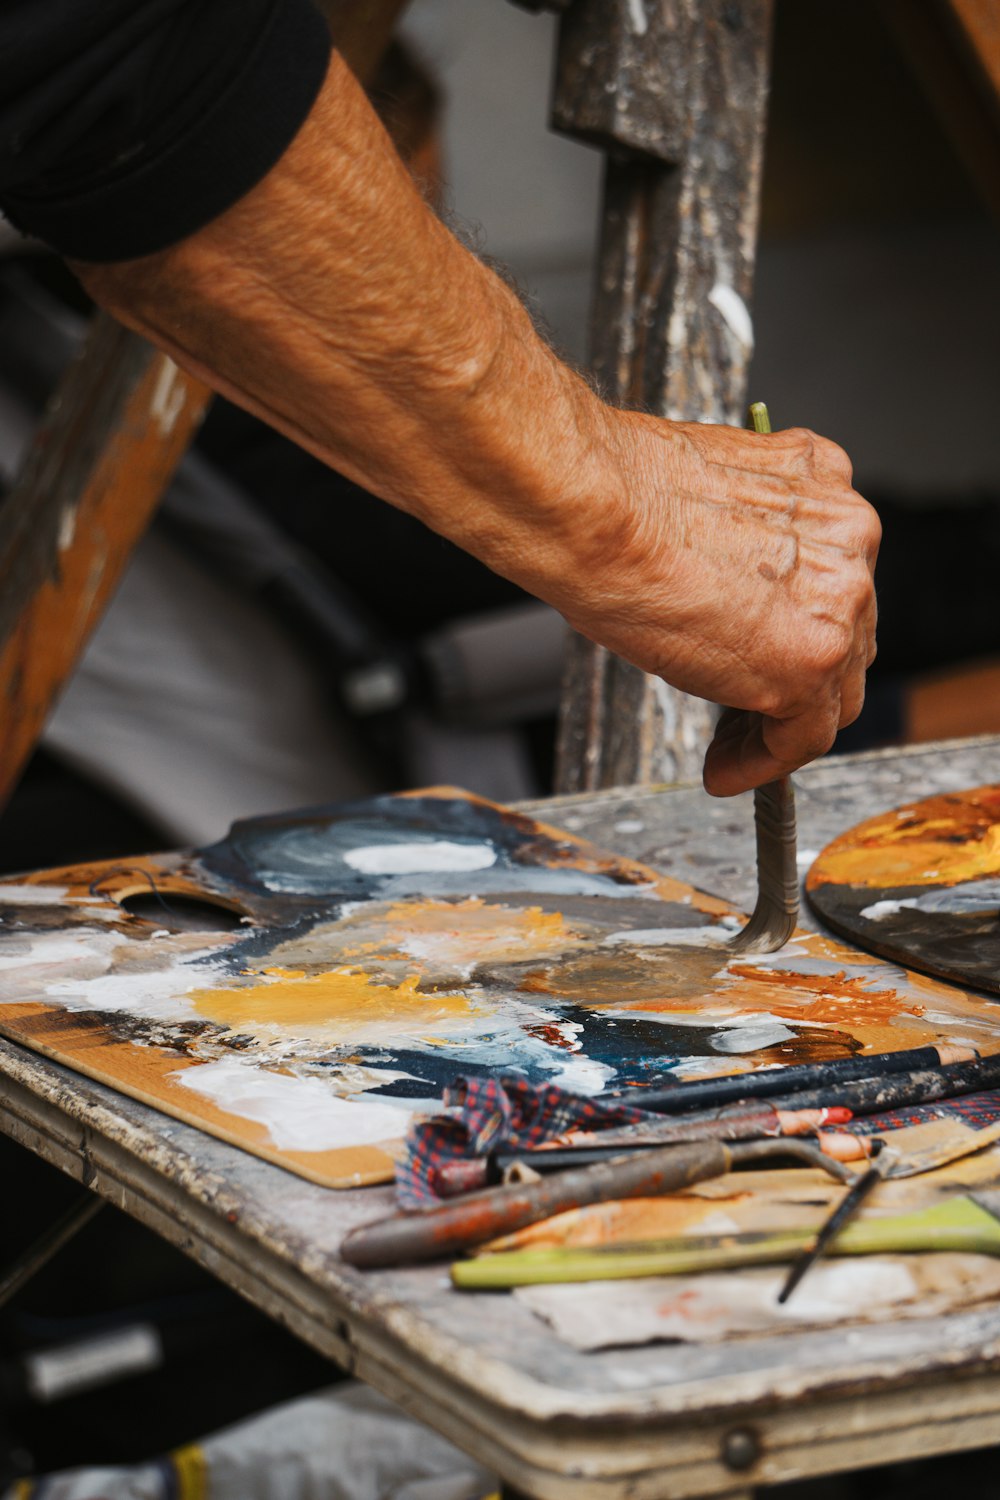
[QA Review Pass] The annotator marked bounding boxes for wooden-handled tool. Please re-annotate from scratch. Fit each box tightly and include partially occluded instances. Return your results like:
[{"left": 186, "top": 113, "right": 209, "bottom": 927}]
[
  {"left": 451, "top": 1193, "right": 1000, "bottom": 1289},
  {"left": 728, "top": 402, "right": 800, "bottom": 954},
  {"left": 340, "top": 1137, "right": 853, "bottom": 1269},
  {"left": 777, "top": 1116, "right": 1000, "bottom": 1302}
]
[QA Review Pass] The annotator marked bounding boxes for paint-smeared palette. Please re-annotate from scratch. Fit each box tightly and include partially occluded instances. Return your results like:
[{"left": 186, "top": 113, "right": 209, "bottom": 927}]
[
  {"left": 3, "top": 788, "right": 999, "bottom": 1189},
  {"left": 807, "top": 784, "right": 1000, "bottom": 996}
]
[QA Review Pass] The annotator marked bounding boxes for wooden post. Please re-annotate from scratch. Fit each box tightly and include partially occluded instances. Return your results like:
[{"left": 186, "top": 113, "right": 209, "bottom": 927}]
[{"left": 552, "top": 0, "right": 773, "bottom": 792}]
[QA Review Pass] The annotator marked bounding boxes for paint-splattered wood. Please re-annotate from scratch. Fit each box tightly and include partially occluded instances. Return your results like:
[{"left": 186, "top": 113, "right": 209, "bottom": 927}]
[
  {"left": 553, "top": 0, "right": 773, "bottom": 790},
  {"left": 4, "top": 742, "right": 1000, "bottom": 1500},
  {"left": 4, "top": 783, "right": 1000, "bottom": 1191},
  {"left": 0, "top": 314, "right": 211, "bottom": 809}
]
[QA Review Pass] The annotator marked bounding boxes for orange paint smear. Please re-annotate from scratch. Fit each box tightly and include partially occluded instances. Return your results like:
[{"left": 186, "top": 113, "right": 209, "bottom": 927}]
[
  {"left": 611, "top": 963, "right": 932, "bottom": 1052},
  {"left": 808, "top": 789, "right": 1000, "bottom": 890}
]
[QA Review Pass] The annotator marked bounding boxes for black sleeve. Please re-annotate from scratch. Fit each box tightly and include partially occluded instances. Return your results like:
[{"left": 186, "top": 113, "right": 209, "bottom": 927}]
[{"left": 0, "top": 0, "right": 332, "bottom": 262}]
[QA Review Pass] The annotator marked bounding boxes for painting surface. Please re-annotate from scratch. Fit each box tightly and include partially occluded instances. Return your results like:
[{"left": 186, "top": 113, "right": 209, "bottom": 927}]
[
  {"left": 807, "top": 784, "right": 1000, "bottom": 996},
  {"left": 2, "top": 788, "right": 999, "bottom": 1189}
]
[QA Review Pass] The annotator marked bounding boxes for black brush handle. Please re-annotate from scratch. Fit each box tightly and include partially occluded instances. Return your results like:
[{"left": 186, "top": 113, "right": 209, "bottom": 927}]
[
  {"left": 602, "top": 1044, "right": 968, "bottom": 1115},
  {"left": 769, "top": 1052, "right": 1000, "bottom": 1117}
]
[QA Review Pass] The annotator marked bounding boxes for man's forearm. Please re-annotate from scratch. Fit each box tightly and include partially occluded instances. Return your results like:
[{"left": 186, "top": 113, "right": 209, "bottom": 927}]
[
  {"left": 76, "top": 50, "right": 880, "bottom": 796},
  {"left": 76, "top": 52, "right": 621, "bottom": 605}
]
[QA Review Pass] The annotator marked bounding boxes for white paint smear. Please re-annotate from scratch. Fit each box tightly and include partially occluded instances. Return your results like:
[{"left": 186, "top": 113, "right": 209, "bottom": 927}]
[
  {"left": 860, "top": 898, "right": 916, "bottom": 922},
  {"left": 343, "top": 841, "right": 497, "bottom": 875},
  {"left": 603, "top": 925, "right": 735, "bottom": 948},
  {"left": 0, "top": 884, "right": 69, "bottom": 905},
  {"left": 707, "top": 282, "right": 754, "bottom": 353},
  {"left": 172, "top": 1057, "right": 410, "bottom": 1151},
  {"left": 711, "top": 1021, "right": 795, "bottom": 1054},
  {"left": 627, "top": 0, "right": 648, "bottom": 35},
  {"left": 150, "top": 357, "right": 186, "bottom": 436},
  {"left": 613, "top": 819, "right": 645, "bottom": 835}
]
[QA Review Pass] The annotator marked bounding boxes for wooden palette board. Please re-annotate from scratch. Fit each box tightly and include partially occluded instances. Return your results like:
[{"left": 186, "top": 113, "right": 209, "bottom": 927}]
[
  {"left": 3, "top": 787, "right": 1000, "bottom": 1189},
  {"left": 807, "top": 784, "right": 1000, "bottom": 996}
]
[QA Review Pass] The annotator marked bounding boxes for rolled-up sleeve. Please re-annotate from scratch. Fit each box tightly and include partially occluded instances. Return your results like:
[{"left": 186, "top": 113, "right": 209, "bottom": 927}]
[{"left": 0, "top": 0, "right": 332, "bottom": 262}]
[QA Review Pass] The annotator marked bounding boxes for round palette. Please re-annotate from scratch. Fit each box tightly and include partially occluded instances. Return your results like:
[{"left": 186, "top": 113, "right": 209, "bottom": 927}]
[{"left": 807, "top": 784, "right": 1000, "bottom": 996}]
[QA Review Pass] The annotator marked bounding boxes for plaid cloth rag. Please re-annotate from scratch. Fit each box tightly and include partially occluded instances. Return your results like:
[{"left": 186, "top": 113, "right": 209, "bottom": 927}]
[
  {"left": 396, "top": 1075, "right": 1000, "bottom": 1208},
  {"left": 396, "top": 1074, "right": 646, "bottom": 1207}
]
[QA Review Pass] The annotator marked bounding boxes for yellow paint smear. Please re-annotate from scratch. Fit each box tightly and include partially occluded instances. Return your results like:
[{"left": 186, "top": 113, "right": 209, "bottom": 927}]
[
  {"left": 808, "top": 790, "right": 1000, "bottom": 890},
  {"left": 190, "top": 964, "right": 480, "bottom": 1046}
]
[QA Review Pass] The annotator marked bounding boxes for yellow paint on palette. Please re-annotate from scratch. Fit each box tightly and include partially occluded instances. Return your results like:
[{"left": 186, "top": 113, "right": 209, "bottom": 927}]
[
  {"left": 189, "top": 964, "right": 484, "bottom": 1046},
  {"left": 808, "top": 791, "right": 1000, "bottom": 890},
  {"left": 352, "top": 896, "right": 579, "bottom": 969}
]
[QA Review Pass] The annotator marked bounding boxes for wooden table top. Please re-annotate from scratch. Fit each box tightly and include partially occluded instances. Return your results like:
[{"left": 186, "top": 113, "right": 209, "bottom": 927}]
[{"left": 3, "top": 735, "right": 1000, "bottom": 1500}]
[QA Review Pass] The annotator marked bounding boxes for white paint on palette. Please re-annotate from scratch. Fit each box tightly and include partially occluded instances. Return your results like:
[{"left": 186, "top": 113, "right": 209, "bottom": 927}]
[
  {"left": 173, "top": 1057, "right": 412, "bottom": 1151},
  {"left": 602, "top": 926, "right": 734, "bottom": 948},
  {"left": 343, "top": 841, "right": 497, "bottom": 875},
  {"left": 860, "top": 898, "right": 915, "bottom": 922},
  {"left": 613, "top": 819, "right": 645, "bottom": 835},
  {"left": 0, "top": 934, "right": 98, "bottom": 973},
  {"left": 711, "top": 1021, "right": 796, "bottom": 1054},
  {"left": 0, "top": 884, "right": 69, "bottom": 904}
]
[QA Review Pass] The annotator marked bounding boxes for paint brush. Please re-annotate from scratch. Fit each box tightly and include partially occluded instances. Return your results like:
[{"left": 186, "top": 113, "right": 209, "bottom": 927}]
[
  {"left": 340, "top": 1137, "right": 854, "bottom": 1269},
  {"left": 601, "top": 1043, "right": 979, "bottom": 1115},
  {"left": 431, "top": 1105, "right": 857, "bottom": 1196},
  {"left": 725, "top": 402, "right": 800, "bottom": 956},
  {"left": 451, "top": 1193, "right": 1000, "bottom": 1289},
  {"left": 751, "top": 1050, "right": 1000, "bottom": 1117}
]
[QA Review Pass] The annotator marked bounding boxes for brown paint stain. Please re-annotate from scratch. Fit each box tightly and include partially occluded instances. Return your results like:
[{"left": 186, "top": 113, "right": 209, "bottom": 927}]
[
  {"left": 189, "top": 964, "right": 480, "bottom": 1045},
  {"left": 518, "top": 945, "right": 728, "bottom": 1004},
  {"left": 808, "top": 788, "right": 1000, "bottom": 890}
]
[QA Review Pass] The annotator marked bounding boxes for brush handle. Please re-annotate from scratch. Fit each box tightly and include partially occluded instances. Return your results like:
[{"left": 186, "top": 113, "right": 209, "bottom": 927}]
[
  {"left": 771, "top": 1051, "right": 1000, "bottom": 1116},
  {"left": 725, "top": 401, "right": 799, "bottom": 955},
  {"left": 341, "top": 1138, "right": 732, "bottom": 1268},
  {"left": 451, "top": 1196, "right": 1000, "bottom": 1288},
  {"left": 601, "top": 1044, "right": 975, "bottom": 1115}
]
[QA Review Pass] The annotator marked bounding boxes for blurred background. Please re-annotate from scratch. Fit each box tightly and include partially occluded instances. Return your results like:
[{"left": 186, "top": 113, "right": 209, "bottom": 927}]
[
  {"left": 1, "top": 0, "right": 998, "bottom": 875},
  {"left": 0, "top": 0, "right": 998, "bottom": 1486}
]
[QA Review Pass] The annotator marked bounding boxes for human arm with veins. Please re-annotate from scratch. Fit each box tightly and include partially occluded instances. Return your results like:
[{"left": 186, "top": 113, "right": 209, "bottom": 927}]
[{"left": 75, "top": 51, "right": 880, "bottom": 797}]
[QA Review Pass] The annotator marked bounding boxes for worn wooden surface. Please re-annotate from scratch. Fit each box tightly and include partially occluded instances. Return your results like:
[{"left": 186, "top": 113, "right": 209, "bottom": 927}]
[
  {"left": 0, "top": 317, "right": 210, "bottom": 809},
  {"left": 554, "top": 0, "right": 773, "bottom": 792},
  {"left": 3, "top": 740, "right": 1000, "bottom": 1497}
]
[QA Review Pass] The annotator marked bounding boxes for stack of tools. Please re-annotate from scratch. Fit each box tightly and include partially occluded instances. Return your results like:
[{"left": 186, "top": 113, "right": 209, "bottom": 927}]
[{"left": 340, "top": 1045, "right": 1000, "bottom": 1285}]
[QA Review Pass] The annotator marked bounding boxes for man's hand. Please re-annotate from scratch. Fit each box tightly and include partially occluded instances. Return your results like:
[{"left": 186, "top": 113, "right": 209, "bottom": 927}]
[
  {"left": 546, "top": 411, "right": 880, "bottom": 795},
  {"left": 75, "top": 51, "right": 879, "bottom": 799}
]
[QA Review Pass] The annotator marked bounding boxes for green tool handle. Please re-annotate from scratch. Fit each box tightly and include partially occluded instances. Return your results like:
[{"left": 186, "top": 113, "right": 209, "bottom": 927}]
[{"left": 451, "top": 1197, "right": 1000, "bottom": 1289}]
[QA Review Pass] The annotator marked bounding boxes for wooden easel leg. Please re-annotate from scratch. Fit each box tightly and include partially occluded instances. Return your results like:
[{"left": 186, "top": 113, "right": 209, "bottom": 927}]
[{"left": 551, "top": 0, "right": 773, "bottom": 791}]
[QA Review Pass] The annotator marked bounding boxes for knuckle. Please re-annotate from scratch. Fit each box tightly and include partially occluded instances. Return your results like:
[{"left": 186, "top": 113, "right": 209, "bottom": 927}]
[
  {"left": 784, "top": 427, "right": 818, "bottom": 464},
  {"left": 809, "top": 620, "right": 854, "bottom": 677}
]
